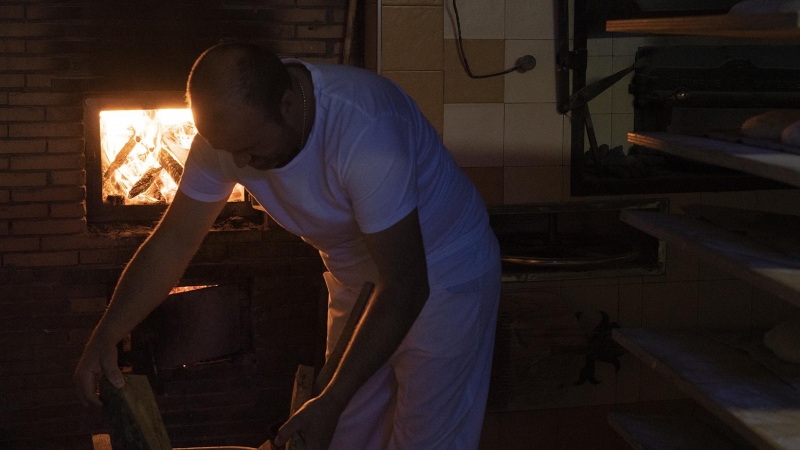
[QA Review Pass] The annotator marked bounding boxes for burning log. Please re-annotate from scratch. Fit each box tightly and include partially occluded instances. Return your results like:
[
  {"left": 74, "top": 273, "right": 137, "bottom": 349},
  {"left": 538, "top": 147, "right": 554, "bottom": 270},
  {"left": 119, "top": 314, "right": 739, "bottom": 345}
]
[
  {"left": 158, "top": 149, "right": 183, "bottom": 185},
  {"left": 103, "top": 131, "right": 141, "bottom": 180},
  {"left": 128, "top": 166, "right": 163, "bottom": 199}
]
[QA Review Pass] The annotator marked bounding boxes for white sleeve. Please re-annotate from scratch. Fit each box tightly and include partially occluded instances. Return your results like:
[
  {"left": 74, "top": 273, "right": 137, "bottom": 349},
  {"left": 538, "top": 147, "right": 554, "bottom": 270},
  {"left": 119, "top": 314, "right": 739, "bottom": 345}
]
[
  {"left": 178, "top": 136, "right": 237, "bottom": 202},
  {"left": 340, "top": 114, "right": 417, "bottom": 234}
]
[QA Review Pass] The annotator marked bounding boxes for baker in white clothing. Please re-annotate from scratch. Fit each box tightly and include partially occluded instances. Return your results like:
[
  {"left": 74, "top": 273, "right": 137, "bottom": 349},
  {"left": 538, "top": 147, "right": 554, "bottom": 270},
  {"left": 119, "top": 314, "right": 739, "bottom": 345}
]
[{"left": 73, "top": 41, "right": 501, "bottom": 450}]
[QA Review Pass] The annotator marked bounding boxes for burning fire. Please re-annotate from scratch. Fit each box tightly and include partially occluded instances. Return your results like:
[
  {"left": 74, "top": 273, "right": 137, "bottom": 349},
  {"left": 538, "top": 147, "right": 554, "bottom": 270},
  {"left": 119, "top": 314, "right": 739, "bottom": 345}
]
[
  {"left": 169, "top": 285, "right": 217, "bottom": 294},
  {"left": 99, "top": 108, "right": 244, "bottom": 205}
]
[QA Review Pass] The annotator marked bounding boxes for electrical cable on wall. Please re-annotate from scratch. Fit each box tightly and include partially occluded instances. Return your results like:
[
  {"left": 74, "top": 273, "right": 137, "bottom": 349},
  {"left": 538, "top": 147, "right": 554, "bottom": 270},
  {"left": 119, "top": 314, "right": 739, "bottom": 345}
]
[{"left": 452, "top": 0, "right": 537, "bottom": 78}]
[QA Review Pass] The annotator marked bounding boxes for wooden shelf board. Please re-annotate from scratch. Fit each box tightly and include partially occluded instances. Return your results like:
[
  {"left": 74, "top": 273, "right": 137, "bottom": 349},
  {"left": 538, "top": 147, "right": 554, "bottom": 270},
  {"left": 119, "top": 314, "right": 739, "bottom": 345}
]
[
  {"left": 620, "top": 210, "right": 800, "bottom": 308},
  {"left": 608, "top": 413, "right": 751, "bottom": 450},
  {"left": 627, "top": 132, "right": 800, "bottom": 189},
  {"left": 607, "top": 13, "right": 800, "bottom": 39},
  {"left": 614, "top": 328, "right": 800, "bottom": 450}
]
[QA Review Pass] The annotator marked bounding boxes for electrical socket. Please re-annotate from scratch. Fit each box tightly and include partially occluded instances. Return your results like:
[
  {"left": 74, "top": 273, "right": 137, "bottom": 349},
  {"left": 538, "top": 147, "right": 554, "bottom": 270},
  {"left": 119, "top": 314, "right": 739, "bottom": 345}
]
[{"left": 515, "top": 55, "right": 537, "bottom": 73}]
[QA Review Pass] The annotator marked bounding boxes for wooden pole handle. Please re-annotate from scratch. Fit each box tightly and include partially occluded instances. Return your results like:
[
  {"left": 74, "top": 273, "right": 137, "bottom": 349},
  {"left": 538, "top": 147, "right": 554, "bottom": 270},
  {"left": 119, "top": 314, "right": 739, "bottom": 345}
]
[
  {"left": 341, "top": 0, "right": 359, "bottom": 65},
  {"left": 313, "top": 280, "right": 375, "bottom": 395}
]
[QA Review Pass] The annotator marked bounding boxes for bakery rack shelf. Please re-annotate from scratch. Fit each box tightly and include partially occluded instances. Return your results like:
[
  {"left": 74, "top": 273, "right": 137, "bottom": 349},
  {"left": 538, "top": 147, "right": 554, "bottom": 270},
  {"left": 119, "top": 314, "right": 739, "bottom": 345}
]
[
  {"left": 613, "top": 328, "right": 800, "bottom": 450},
  {"left": 607, "top": 412, "right": 751, "bottom": 450},
  {"left": 620, "top": 209, "right": 800, "bottom": 308},
  {"left": 606, "top": 12, "right": 800, "bottom": 39},
  {"left": 627, "top": 132, "right": 800, "bottom": 189},
  {"left": 604, "top": 9, "right": 800, "bottom": 450}
]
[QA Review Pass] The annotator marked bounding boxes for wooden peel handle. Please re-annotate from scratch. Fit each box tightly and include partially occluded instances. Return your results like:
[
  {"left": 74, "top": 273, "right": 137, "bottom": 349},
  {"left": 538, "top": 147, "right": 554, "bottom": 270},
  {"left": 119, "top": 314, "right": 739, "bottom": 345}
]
[{"left": 313, "top": 281, "right": 375, "bottom": 395}]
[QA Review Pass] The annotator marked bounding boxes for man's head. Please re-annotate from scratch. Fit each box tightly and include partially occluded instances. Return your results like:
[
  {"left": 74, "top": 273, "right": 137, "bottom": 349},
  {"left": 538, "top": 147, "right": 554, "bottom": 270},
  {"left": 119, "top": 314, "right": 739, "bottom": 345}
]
[
  {"left": 187, "top": 41, "right": 291, "bottom": 122},
  {"left": 187, "top": 42, "right": 302, "bottom": 170}
]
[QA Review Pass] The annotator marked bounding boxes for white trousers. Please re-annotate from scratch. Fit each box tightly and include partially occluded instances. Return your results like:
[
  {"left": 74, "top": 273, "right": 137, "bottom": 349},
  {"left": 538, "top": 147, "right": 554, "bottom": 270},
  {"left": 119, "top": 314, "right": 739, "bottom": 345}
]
[{"left": 327, "top": 262, "right": 501, "bottom": 450}]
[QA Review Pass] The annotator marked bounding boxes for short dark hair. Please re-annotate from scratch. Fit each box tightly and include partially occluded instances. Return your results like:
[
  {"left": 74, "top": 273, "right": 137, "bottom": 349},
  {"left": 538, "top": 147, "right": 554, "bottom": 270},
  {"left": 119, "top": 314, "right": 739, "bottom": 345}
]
[{"left": 187, "top": 41, "right": 292, "bottom": 121}]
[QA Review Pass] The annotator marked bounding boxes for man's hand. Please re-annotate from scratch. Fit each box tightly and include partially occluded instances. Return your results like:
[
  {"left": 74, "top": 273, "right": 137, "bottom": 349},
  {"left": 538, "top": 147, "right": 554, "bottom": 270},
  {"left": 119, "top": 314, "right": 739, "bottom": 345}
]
[
  {"left": 73, "top": 338, "right": 125, "bottom": 407},
  {"left": 71, "top": 192, "right": 228, "bottom": 408},
  {"left": 274, "top": 394, "right": 347, "bottom": 450}
]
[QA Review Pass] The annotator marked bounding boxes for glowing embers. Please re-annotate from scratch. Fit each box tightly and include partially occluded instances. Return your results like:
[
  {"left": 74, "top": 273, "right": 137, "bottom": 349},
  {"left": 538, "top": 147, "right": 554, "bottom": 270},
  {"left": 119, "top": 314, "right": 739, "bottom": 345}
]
[
  {"left": 168, "top": 284, "right": 217, "bottom": 294},
  {"left": 99, "top": 109, "right": 244, "bottom": 205}
]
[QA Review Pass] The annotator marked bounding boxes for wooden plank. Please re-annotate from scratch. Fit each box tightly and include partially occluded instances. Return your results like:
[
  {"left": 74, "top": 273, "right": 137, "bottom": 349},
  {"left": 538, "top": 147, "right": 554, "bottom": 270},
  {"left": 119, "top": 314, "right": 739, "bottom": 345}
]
[
  {"left": 614, "top": 328, "right": 800, "bottom": 450},
  {"left": 702, "top": 330, "right": 800, "bottom": 392},
  {"left": 627, "top": 132, "right": 800, "bottom": 189},
  {"left": 99, "top": 374, "right": 172, "bottom": 450},
  {"left": 282, "top": 365, "right": 315, "bottom": 450},
  {"left": 290, "top": 365, "right": 315, "bottom": 417},
  {"left": 620, "top": 210, "right": 800, "bottom": 308},
  {"left": 680, "top": 204, "right": 800, "bottom": 258},
  {"left": 606, "top": 13, "right": 800, "bottom": 39},
  {"left": 607, "top": 413, "right": 752, "bottom": 450},
  {"left": 680, "top": 204, "right": 800, "bottom": 242}
]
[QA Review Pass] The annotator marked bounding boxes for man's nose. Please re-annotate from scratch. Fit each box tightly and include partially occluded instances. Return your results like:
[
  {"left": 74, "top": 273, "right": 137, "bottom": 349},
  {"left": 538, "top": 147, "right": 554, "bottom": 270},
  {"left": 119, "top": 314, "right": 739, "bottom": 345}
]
[{"left": 233, "top": 151, "right": 251, "bottom": 168}]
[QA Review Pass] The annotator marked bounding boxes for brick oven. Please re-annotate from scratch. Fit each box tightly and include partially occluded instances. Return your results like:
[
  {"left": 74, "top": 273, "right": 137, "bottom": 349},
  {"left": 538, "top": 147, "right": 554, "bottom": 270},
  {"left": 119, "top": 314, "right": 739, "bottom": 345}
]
[{"left": 0, "top": 2, "right": 352, "bottom": 449}]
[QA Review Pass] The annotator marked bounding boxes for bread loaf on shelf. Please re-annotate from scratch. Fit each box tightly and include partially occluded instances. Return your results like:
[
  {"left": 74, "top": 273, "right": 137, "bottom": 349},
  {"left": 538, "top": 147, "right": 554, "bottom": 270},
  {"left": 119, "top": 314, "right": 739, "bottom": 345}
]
[
  {"left": 729, "top": 0, "right": 800, "bottom": 14},
  {"left": 764, "top": 318, "right": 800, "bottom": 364},
  {"left": 781, "top": 119, "right": 800, "bottom": 147},
  {"left": 741, "top": 110, "right": 800, "bottom": 141}
]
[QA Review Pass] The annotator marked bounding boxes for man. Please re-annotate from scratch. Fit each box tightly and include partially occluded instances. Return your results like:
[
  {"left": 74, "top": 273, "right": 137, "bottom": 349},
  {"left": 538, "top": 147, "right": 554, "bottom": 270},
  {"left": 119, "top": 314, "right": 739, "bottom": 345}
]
[{"left": 74, "top": 42, "right": 501, "bottom": 450}]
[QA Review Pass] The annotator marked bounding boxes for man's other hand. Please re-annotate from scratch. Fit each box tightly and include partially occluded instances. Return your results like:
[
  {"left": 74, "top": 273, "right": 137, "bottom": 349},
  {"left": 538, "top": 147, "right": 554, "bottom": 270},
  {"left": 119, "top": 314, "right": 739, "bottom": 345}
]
[
  {"left": 274, "top": 394, "right": 346, "bottom": 450},
  {"left": 72, "top": 338, "right": 125, "bottom": 407}
]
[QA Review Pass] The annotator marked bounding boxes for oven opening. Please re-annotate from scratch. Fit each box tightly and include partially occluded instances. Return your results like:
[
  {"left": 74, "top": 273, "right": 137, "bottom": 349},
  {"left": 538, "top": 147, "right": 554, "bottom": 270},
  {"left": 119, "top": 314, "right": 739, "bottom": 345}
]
[
  {"left": 99, "top": 108, "right": 245, "bottom": 205},
  {"left": 85, "top": 93, "right": 262, "bottom": 223}
]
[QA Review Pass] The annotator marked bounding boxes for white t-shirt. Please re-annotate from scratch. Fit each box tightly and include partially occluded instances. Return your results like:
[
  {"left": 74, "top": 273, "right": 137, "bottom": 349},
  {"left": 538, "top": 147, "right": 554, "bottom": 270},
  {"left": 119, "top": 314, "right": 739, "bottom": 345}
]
[{"left": 180, "top": 61, "right": 496, "bottom": 295}]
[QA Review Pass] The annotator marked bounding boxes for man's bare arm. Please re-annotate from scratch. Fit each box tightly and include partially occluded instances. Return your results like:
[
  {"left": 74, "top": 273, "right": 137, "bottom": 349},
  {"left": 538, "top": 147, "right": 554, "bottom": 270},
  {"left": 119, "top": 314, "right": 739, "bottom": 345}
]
[
  {"left": 321, "top": 208, "right": 429, "bottom": 406},
  {"left": 275, "top": 208, "right": 429, "bottom": 448},
  {"left": 73, "top": 190, "right": 228, "bottom": 406}
]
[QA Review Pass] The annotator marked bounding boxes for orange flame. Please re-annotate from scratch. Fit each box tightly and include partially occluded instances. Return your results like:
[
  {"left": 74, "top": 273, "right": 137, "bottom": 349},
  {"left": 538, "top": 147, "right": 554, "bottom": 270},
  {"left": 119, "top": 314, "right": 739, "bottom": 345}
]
[
  {"left": 99, "top": 108, "right": 244, "bottom": 205},
  {"left": 169, "top": 285, "right": 217, "bottom": 294}
]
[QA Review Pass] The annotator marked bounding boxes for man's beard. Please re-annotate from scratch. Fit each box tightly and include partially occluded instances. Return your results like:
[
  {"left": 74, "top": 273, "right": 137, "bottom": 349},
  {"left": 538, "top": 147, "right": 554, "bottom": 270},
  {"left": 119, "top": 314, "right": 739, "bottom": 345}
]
[
  {"left": 269, "top": 141, "right": 301, "bottom": 169},
  {"left": 249, "top": 127, "right": 302, "bottom": 171}
]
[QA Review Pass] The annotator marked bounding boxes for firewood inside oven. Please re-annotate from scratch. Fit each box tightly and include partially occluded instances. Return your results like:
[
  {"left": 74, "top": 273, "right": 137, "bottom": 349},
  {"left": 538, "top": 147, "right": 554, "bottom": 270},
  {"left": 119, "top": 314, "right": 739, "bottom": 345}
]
[
  {"left": 158, "top": 149, "right": 183, "bottom": 185},
  {"left": 128, "top": 166, "right": 163, "bottom": 199},
  {"left": 103, "top": 129, "right": 141, "bottom": 180}
]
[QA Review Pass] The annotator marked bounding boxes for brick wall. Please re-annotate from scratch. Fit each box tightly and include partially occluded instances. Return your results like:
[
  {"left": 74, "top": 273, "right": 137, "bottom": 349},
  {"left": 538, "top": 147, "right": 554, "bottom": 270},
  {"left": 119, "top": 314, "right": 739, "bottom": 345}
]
[
  {"left": 0, "top": 1, "right": 348, "bottom": 448},
  {"left": 0, "top": 230, "right": 328, "bottom": 449},
  {"left": 1, "top": 1, "right": 349, "bottom": 268}
]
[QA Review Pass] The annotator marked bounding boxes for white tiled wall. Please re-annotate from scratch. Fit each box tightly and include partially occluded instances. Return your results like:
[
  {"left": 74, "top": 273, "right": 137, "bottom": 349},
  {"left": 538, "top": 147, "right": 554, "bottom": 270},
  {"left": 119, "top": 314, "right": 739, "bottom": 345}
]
[
  {"left": 504, "top": 0, "right": 552, "bottom": 40},
  {"left": 504, "top": 103, "right": 562, "bottom": 166},
  {"left": 586, "top": 56, "right": 613, "bottom": 114},
  {"left": 440, "top": 0, "right": 671, "bottom": 205},
  {"left": 439, "top": 0, "right": 800, "bottom": 212},
  {"left": 443, "top": 0, "right": 504, "bottom": 40},
  {"left": 504, "top": 39, "right": 557, "bottom": 103},
  {"left": 443, "top": 103, "right": 505, "bottom": 166},
  {"left": 504, "top": 166, "right": 563, "bottom": 203}
]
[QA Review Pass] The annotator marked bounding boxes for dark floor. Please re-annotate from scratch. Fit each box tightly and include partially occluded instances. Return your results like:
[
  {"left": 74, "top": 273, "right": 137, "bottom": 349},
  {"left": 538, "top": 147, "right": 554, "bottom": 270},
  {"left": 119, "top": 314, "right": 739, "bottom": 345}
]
[{"left": 478, "top": 399, "right": 700, "bottom": 450}]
